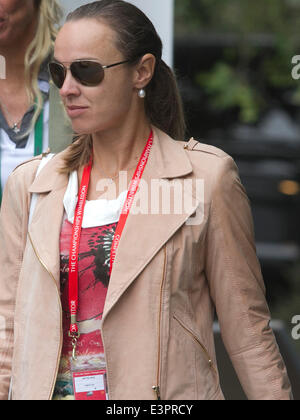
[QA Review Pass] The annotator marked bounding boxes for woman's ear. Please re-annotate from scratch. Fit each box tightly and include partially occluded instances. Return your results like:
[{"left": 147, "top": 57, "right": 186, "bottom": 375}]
[{"left": 133, "top": 53, "right": 156, "bottom": 90}]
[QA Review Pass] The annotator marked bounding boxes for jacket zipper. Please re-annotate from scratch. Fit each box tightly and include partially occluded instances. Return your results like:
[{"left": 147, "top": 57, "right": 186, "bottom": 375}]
[
  {"left": 152, "top": 245, "right": 167, "bottom": 400},
  {"left": 28, "top": 232, "right": 63, "bottom": 400},
  {"left": 173, "top": 314, "right": 217, "bottom": 375}
]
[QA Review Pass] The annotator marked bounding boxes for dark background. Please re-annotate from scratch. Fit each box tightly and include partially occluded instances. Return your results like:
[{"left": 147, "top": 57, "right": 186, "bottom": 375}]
[{"left": 174, "top": 0, "right": 300, "bottom": 399}]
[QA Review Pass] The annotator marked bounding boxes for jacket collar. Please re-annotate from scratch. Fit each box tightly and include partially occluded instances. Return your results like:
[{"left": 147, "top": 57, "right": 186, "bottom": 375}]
[
  {"left": 29, "top": 127, "right": 193, "bottom": 194},
  {"left": 28, "top": 152, "right": 69, "bottom": 193}
]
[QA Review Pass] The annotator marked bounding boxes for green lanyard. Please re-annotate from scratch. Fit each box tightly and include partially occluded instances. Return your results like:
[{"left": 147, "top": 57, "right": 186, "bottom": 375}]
[{"left": 0, "top": 108, "right": 44, "bottom": 205}]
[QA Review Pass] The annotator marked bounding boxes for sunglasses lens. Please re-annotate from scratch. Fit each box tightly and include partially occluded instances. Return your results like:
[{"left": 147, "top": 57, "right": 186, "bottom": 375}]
[
  {"left": 71, "top": 61, "right": 104, "bottom": 86},
  {"left": 49, "top": 62, "right": 65, "bottom": 89}
]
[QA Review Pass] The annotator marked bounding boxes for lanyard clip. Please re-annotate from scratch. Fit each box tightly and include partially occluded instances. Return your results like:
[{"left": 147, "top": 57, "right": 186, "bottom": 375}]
[
  {"left": 68, "top": 329, "right": 80, "bottom": 361},
  {"left": 71, "top": 337, "right": 78, "bottom": 361}
]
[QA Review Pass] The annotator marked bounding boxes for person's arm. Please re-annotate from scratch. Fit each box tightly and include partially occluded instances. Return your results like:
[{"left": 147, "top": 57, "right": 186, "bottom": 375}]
[
  {"left": 205, "top": 155, "right": 293, "bottom": 400},
  {"left": 0, "top": 161, "right": 37, "bottom": 399}
]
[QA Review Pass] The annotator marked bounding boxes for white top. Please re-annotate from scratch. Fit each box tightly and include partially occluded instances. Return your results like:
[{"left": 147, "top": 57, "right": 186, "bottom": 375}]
[
  {"left": 63, "top": 170, "right": 128, "bottom": 228},
  {"left": 0, "top": 99, "right": 49, "bottom": 193}
]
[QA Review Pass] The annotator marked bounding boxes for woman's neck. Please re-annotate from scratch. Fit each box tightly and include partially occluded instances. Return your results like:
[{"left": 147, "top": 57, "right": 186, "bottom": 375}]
[
  {"left": 0, "top": 58, "right": 26, "bottom": 93},
  {"left": 0, "top": 16, "right": 38, "bottom": 91},
  {"left": 0, "top": 46, "right": 30, "bottom": 123},
  {"left": 91, "top": 116, "right": 152, "bottom": 178}
]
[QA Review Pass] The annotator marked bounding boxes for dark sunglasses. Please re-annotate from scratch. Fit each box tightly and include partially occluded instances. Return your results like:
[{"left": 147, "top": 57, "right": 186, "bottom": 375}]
[{"left": 48, "top": 59, "right": 131, "bottom": 89}]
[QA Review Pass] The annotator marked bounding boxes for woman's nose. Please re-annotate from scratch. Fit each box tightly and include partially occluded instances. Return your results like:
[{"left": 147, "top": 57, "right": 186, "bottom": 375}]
[{"left": 59, "top": 70, "right": 81, "bottom": 98}]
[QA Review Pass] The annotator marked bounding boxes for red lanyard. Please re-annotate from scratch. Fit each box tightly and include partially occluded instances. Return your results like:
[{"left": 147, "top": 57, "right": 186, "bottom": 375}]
[
  {"left": 68, "top": 131, "right": 153, "bottom": 358},
  {"left": 109, "top": 131, "right": 153, "bottom": 275}
]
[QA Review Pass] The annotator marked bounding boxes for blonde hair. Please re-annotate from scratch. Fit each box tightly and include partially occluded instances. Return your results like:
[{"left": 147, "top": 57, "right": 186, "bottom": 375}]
[{"left": 23, "top": 0, "right": 63, "bottom": 137}]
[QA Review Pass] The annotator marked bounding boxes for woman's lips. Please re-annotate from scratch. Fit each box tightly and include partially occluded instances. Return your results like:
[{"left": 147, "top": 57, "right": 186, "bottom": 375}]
[{"left": 66, "top": 106, "right": 89, "bottom": 118}]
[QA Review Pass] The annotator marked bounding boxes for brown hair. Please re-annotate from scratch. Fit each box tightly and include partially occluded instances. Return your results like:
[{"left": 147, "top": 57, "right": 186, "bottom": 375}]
[{"left": 61, "top": 0, "right": 186, "bottom": 173}]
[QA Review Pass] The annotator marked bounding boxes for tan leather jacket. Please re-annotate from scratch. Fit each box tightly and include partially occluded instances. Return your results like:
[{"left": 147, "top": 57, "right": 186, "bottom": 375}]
[{"left": 0, "top": 127, "right": 292, "bottom": 400}]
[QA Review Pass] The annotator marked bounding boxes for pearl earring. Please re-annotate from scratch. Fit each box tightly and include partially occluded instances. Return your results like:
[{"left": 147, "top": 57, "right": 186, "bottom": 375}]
[{"left": 138, "top": 88, "right": 146, "bottom": 98}]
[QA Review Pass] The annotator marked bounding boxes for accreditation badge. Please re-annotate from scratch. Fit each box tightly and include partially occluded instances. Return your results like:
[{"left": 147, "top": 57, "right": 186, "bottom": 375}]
[
  {"left": 72, "top": 369, "right": 108, "bottom": 400},
  {"left": 70, "top": 354, "right": 108, "bottom": 400}
]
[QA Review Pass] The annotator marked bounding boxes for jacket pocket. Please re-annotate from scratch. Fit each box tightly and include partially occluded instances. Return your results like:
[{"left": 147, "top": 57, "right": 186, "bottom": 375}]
[{"left": 172, "top": 313, "right": 218, "bottom": 377}]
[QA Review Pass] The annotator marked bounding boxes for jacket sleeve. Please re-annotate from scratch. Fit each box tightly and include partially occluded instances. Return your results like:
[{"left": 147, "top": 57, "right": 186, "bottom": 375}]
[
  {"left": 0, "top": 164, "right": 34, "bottom": 400},
  {"left": 204, "top": 155, "right": 293, "bottom": 400}
]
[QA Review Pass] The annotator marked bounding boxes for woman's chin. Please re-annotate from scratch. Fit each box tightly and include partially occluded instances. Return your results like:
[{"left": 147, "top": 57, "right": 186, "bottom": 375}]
[{"left": 70, "top": 124, "right": 94, "bottom": 136}]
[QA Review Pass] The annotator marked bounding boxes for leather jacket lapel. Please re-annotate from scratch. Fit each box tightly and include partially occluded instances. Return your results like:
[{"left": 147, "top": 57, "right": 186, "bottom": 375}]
[
  {"left": 28, "top": 186, "right": 66, "bottom": 288},
  {"left": 103, "top": 128, "right": 198, "bottom": 320}
]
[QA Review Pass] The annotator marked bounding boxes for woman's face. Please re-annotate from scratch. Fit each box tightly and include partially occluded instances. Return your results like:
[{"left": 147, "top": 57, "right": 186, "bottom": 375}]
[
  {"left": 0, "top": 0, "right": 37, "bottom": 47},
  {"left": 54, "top": 19, "right": 138, "bottom": 135}
]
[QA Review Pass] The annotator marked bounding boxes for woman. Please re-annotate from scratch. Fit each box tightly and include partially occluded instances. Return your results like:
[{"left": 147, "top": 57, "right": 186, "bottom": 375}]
[
  {"left": 0, "top": 0, "right": 293, "bottom": 400},
  {"left": 0, "top": 0, "right": 62, "bottom": 203}
]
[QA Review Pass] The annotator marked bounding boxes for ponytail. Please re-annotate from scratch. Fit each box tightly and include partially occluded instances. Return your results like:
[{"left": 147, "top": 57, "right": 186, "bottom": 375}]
[{"left": 145, "top": 59, "right": 186, "bottom": 140}]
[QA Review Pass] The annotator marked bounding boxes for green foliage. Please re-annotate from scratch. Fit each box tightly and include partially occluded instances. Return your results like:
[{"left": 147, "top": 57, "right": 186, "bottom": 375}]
[
  {"left": 196, "top": 62, "right": 263, "bottom": 123},
  {"left": 175, "top": 0, "right": 300, "bottom": 36},
  {"left": 175, "top": 0, "right": 300, "bottom": 123},
  {"left": 175, "top": 0, "right": 300, "bottom": 357}
]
